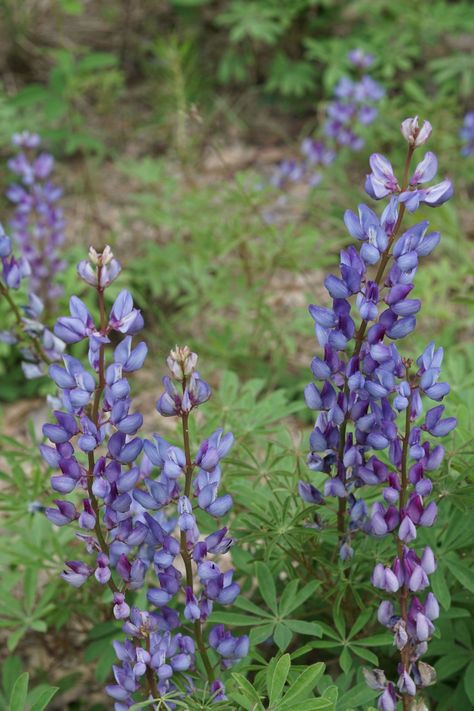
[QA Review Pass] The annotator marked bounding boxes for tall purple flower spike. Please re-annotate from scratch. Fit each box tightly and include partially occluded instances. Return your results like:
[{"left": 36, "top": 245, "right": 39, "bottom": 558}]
[
  {"left": 41, "top": 250, "right": 245, "bottom": 707},
  {"left": 0, "top": 221, "right": 64, "bottom": 378},
  {"left": 7, "top": 132, "right": 66, "bottom": 311},
  {"left": 299, "top": 117, "right": 455, "bottom": 710}
]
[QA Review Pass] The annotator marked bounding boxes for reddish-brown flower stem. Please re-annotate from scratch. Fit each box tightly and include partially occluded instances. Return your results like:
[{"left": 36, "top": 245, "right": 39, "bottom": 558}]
[
  {"left": 86, "top": 272, "right": 119, "bottom": 594},
  {"left": 397, "top": 380, "right": 413, "bottom": 711},
  {"left": 179, "top": 380, "right": 215, "bottom": 685},
  {"left": 145, "top": 635, "right": 160, "bottom": 702}
]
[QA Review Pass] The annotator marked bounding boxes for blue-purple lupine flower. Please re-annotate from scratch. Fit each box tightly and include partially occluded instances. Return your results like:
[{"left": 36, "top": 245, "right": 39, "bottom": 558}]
[
  {"left": 299, "top": 118, "right": 454, "bottom": 708},
  {"left": 41, "top": 253, "right": 245, "bottom": 707},
  {"left": 7, "top": 132, "right": 66, "bottom": 310},
  {"left": 460, "top": 111, "right": 474, "bottom": 156},
  {"left": 0, "top": 222, "right": 64, "bottom": 377},
  {"left": 272, "top": 49, "right": 384, "bottom": 189}
]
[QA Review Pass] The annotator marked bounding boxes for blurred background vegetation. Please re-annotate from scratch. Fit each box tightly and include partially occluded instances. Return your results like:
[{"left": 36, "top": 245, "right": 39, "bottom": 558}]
[{"left": 0, "top": 1, "right": 473, "bottom": 709}]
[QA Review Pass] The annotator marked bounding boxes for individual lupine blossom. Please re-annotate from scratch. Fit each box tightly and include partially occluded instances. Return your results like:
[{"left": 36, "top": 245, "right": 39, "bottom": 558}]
[
  {"left": 41, "top": 254, "right": 245, "bottom": 708},
  {"left": 6, "top": 131, "right": 66, "bottom": 309},
  {"left": 271, "top": 49, "right": 384, "bottom": 189},
  {"left": 0, "top": 223, "right": 64, "bottom": 378},
  {"left": 459, "top": 111, "right": 474, "bottom": 156},
  {"left": 298, "top": 118, "right": 455, "bottom": 709}
]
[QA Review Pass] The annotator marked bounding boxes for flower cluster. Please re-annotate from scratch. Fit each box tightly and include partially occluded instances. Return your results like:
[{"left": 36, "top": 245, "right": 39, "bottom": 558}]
[
  {"left": 7, "top": 131, "right": 66, "bottom": 310},
  {"left": 41, "top": 250, "right": 246, "bottom": 708},
  {"left": 460, "top": 111, "right": 474, "bottom": 156},
  {"left": 272, "top": 49, "right": 384, "bottom": 189},
  {"left": 299, "top": 117, "right": 455, "bottom": 709},
  {"left": 0, "top": 223, "right": 64, "bottom": 378}
]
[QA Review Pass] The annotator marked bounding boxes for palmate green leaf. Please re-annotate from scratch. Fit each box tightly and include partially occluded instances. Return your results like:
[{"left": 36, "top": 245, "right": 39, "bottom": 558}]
[
  {"left": 445, "top": 558, "right": 474, "bottom": 594},
  {"left": 8, "top": 672, "right": 29, "bottom": 711},
  {"left": 316, "top": 621, "right": 340, "bottom": 641},
  {"left": 285, "top": 619, "right": 322, "bottom": 638},
  {"left": 210, "top": 611, "right": 265, "bottom": 626},
  {"left": 250, "top": 623, "right": 276, "bottom": 645},
  {"left": 29, "top": 685, "right": 59, "bottom": 711},
  {"left": 279, "top": 662, "right": 325, "bottom": 708},
  {"left": 266, "top": 55, "right": 317, "bottom": 97},
  {"left": 268, "top": 653, "right": 291, "bottom": 704},
  {"left": 255, "top": 562, "right": 278, "bottom": 613},
  {"left": 338, "top": 647, "right": 352, "bottom": 674},
  {"left": 274, "top": 623, "right": 292, "bottom": 651},
  {"left": 279, "top": 580, "right": 320, "bottom": 617},
  {"left": 336, "top": 682, "right": 377, "bottom": 711},
  {"left": 305, "top": 640, "right": 341, "bottom": 650},
  {"left": 354, "top": 633, "right": 392, "bottom": 647},
  {"left": 435, "top": 651, "right": 470, "bottom": 680},
  {"left": 7, "top": 628, "right": 27, "bottom": 653},
  {"left": 24, "top": 569, "right": 37, "bottom": 614},
  {"left": 2, "top": 657, "right": 22, "bottom": 700},
  {"left": 285, "top": 700, "right": 333, "bottom": 711},
  {"left": 431, "top": 567, "right": 451, "bottom": 610},
  {"left": 332, "top": 603, "right": 345, "bottom": 639},
  {"left": 230, "top": 672, "right": 264, "bottom": 711},
  {"left": 128, "top": 699, "right": 160, "bottom": 710},
  {"left": 322, "top": 686, "right": 338, "bottom": 704},
  {"left": 350, "top": 645, "right": 378, "bottom": 665},
  {"left": 234, "top": 596, "right": 273, "bottom": 619},
  {"left": 348, "top": 608, "right": 373, "bottom": 640},
  {"left": 464, "top": 660, "right": 474, "bottom": 704}
]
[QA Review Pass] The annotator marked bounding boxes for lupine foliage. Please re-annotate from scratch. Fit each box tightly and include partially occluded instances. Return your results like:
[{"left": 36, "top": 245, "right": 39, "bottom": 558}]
[
  {"left": 1, "top": 112, "right": 471, "bottom": 710},
  {"left": 38, "top": 249, "right": 247, "bottom": 708},
  {"left": 0, "top": 5, "right": 473, "bottom": 707}
]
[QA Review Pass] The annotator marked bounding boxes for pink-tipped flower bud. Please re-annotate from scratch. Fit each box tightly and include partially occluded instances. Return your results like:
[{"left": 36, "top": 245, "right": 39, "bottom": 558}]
[
  {"left": 167, "top": 345, "right": 198, "bottom": 380},
  {"left": 401, "top": 116, "right": 432, "bottom": 147}
]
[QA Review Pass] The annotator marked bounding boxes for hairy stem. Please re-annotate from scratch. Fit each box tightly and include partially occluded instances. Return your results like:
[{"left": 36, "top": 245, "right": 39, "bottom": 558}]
[
  {"left": 398, "top": 383, "right": 412, "bottom": 711},
  {"left": 145, "top": 635, "right": 160, "bottom": 702},
  {"left": 85, "top": 274, "right": 120, "bottom": 594},
  {"left": 179, "top": 394, "right": 215, "bottom": 685}
]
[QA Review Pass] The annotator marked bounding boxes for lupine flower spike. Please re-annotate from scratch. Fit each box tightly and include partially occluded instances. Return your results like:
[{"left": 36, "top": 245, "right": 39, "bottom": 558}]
[
  {"left": 7, "top": 132, "right": 66, "bottom": 312},
  {"left": 272, "top": 49, "right": 384, "bottom": 188},
  {"left": 41, "top": 248, "right": 245, "bottom": 708},
  {"left": 299, "top": 118, "right": 454, "bottom": 709},
  {"left": 0, "top": 222, "right": 64, "bottom": 377}
]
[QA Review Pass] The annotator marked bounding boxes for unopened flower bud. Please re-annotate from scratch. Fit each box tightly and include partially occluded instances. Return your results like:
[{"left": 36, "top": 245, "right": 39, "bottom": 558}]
[
  {"left": 401, "top": 116, "right": 432, "bottom": 148},
  {"left": 167, "top": 345, "right": 198, "bottom": 380}
]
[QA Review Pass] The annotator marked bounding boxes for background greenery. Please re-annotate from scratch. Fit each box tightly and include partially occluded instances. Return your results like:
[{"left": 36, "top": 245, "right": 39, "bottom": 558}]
[{"left": 0, "top": 0, "right": 472, "bottom": 709}]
